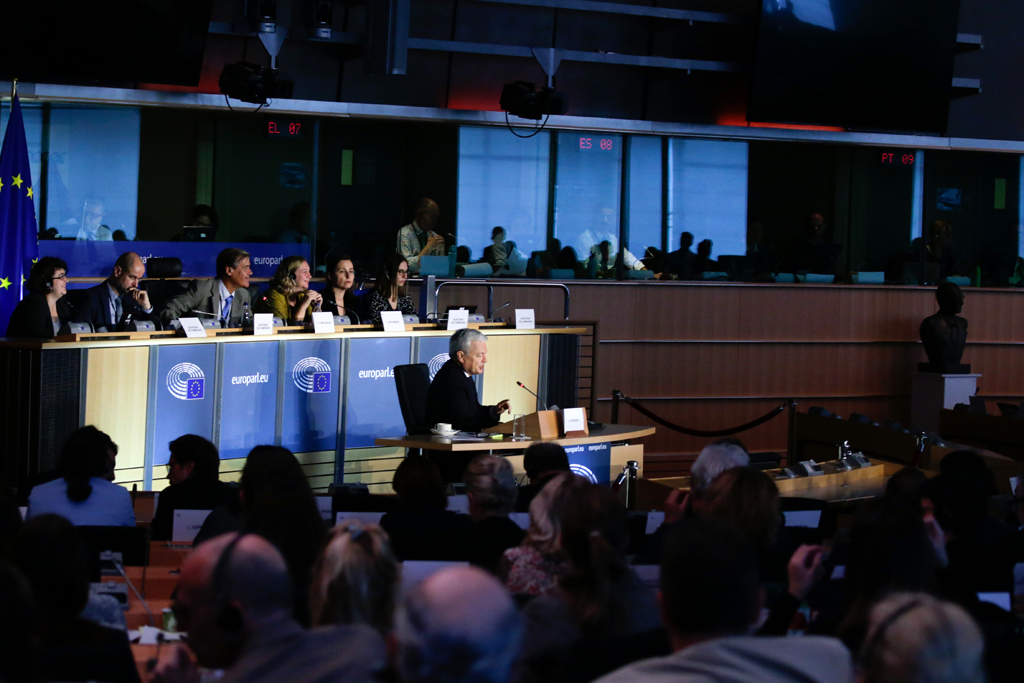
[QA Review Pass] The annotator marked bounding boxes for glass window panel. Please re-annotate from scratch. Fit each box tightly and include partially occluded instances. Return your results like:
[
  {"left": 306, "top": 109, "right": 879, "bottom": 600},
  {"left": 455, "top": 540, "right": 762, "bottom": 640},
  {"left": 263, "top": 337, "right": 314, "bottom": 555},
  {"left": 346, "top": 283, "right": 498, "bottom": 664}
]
[
  {"left": 45, "top": 106, "right": 141, "bottom": 240},
  {"left": 625, "top": 135, "right": 662, "bottom": 257},
  {"left": 0, "top": 103, "right": 44, "bottom": 223},
  {"left": 456, "top": 127, "right": 550, "bottom": 262},
  {"left": 554, "top": 132, "right": 623, "bottom": 263},
  {"left": 668, "top": 139, "right": 748, "bottom": 259}
]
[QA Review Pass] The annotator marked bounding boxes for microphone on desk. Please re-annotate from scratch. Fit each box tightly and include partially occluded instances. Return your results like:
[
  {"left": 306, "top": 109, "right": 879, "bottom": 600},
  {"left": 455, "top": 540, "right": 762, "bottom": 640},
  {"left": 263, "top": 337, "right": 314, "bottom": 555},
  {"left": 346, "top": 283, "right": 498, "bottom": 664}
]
[
  {"left": 491, "top": 301, "right": 511, "bottom": 323},
  {"left": 112, "top": 558, "right": 155, "bottom": 627},
  {"left": 516, "top": 381, "right": 549, "bottom": 411},
  {"left": 190, "top": 309, "right": 225, "bottom": 327}
]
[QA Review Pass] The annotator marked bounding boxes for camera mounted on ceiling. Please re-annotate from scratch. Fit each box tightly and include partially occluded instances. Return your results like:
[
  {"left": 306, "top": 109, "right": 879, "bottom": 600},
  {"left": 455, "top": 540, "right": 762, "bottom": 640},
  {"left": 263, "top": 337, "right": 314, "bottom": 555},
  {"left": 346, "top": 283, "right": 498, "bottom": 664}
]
[
  {"left": 500, "top": 81, "right": 564, "bottom": 121},
  {"left": 219, "top": 62, "right": 294, "bottom": 106}
]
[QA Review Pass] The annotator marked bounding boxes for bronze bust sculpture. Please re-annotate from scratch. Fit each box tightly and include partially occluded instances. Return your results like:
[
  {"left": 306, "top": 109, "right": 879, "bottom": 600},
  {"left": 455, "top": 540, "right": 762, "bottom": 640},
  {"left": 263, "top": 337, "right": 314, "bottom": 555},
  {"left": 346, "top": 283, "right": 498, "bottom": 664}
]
[{"left": 919, "top": 282, "right": 969, "bottom": 373}]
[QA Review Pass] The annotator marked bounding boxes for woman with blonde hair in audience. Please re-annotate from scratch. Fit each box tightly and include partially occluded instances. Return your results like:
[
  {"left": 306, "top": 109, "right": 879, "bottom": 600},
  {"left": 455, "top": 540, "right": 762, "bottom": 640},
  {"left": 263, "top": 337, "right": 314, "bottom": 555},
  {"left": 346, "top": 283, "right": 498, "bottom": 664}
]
[
  {"left": 310, "top": 520, "right": 400, "bottom": 635},
  {"left": 500, "top": 473, "right": 579, "bottom": 596},
  {"left": 254, "top": 255, "right": 322, "bottom": 324},
  {"left": 859, "top": 592, "right": 986, "bottom": 683}
]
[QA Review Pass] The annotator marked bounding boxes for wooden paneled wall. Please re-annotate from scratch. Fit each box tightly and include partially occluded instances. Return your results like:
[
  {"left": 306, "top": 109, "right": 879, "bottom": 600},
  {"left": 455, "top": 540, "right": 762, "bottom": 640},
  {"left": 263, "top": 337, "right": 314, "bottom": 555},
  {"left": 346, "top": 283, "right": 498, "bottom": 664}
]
[{"left": 419, "top": 281, "right": 1024, "bottom": 473}]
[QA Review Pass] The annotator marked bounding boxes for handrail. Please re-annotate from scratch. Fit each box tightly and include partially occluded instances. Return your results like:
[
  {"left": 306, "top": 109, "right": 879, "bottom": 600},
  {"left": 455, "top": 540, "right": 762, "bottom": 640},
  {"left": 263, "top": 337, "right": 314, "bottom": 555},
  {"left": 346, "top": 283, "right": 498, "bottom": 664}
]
[{"left": 433, "top": 280, "right": 572, "bottom": 320}]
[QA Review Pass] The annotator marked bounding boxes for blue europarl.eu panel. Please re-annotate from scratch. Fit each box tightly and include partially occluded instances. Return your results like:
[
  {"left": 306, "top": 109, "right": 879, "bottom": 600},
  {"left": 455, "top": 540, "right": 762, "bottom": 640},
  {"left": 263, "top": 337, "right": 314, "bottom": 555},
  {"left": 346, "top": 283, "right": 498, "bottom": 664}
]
[
  {"left": 281, "top": 339, "right": 342, "bottom": 453},
  {"left": 563, "top": 441, "right": 612, "bottom": 484},
  {"left": 151, "top": 344, "right": 218, "bottom": 466},
  {"left": 346, "top": 337, "right": 411, "bottom": 448},
  {"left": 219, "top": 342, "right": 279, "bottom": 460},
  {"left": 416, "top": 336, "right": 482, "bottom": 395}
]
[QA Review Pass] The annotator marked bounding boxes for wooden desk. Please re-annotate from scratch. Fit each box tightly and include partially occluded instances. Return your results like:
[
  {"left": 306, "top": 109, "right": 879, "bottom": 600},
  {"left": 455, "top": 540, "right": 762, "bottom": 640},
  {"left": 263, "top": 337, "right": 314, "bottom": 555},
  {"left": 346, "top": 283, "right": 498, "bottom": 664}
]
[{"left": 940, "top": 409, "right": 1024, "bottom": 463}]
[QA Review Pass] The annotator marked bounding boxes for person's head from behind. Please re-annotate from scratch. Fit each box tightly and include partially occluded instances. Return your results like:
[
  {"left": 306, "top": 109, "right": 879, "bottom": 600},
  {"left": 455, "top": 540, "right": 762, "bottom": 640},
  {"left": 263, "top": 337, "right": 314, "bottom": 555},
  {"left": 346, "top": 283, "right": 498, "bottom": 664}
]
[
  {"left": 859, "top": 592, "right": 985, "bottom": 683},
  {"left": 557, "top": 246, "right": 579, "bottom": 270},
  {"left": 524, "top": 473, "right": 585, "bottom": 555},
  {"left": 174, "top": 533, "right": 293, "bottom": 669},
  {"left": 697, "top": 239, "right": 713, "bottom": 259},
  {"left": 379, "top": 253, "right": 410, "bottom": 299},
  {"left": 240, "top": 446, "right": 311, "bottom": 512},
  {"left": 464, "top": 455, "right": 516, "bottom": 521},
  {"left": 939, "top": 450, "right": 995, "bottom": 496},
  {"left": 449, "top": 328, "right": 489, "bottom": 376},
  {"left": 11, "top": 514, "right": 92, "bottom": 624},
  {"left": 522, "top": 442, "right": 570, "bottom": 482},
  {"left": 699, "top": 467, "right": 780, "bottom": 552},
  {"left": 59, "top": 425, "right": 118, "bottom": 502},
  {"left": 659, "top": 518, "right": 761, "bottom": 648},
  {"left": 167, "top": 434, "right": 220, "bottom": 485},
  {"left": 269, "top": 256, "right": 312, "bottom": 295},
  {"left": 395, "top": 566, "right": 522, "bottom": 683},
  {"left": 327, "top": 254, "right": 356, "bottom": 293},
  {"left": 392, "top": 456, "right": 447, "bottom": 510},
  {"left": 680, "top": 232, "right": 694, "bottom": 250},
  {"left": 491, "top": 226, "right": 505, "bottom": 243},
  {"left": 311, "top": 520, "right": 399, "bottom": 634},
  {"left": 919, "top": 473, "right": 987, "bottom": 542},
  {"left": 885, "top": 466, "right": 928, "bottom": 510},
  {"left": 216, "top": 248, "right": 252, "bottom": 292},
  {"left": 690, "top": 440, "right": 750, "bottom": 495},
  {"left": 26, "top": 256, "right": 69, "bottom": 296}
]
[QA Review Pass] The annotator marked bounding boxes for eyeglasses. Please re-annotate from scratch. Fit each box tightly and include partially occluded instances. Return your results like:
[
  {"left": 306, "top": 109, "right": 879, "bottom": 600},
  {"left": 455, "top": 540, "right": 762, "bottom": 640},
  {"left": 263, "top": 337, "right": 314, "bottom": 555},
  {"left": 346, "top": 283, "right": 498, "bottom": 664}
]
[
  {"left": 52, "top": 273, "right": 67, "bottom": 281},
  {"left": 397, "top": 269, "right": 409, "bottom": 275}
]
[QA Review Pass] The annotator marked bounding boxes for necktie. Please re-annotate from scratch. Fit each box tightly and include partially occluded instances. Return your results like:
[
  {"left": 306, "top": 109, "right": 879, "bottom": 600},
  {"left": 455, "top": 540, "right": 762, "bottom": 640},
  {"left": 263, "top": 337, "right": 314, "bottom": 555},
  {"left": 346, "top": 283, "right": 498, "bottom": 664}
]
[
  {"left": 113, "top": 296, "right": 123, "bottom": 328},
  {"left": 221, "top": 295, "right": 233, "bottom": 322}
]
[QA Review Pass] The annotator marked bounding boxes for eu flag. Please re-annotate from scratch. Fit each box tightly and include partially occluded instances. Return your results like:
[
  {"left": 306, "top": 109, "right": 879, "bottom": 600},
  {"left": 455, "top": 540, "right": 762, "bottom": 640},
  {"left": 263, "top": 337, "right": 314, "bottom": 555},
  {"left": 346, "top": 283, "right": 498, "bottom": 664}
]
[{"left": 0, "top": 96, "right": 39, "bottom": 333}]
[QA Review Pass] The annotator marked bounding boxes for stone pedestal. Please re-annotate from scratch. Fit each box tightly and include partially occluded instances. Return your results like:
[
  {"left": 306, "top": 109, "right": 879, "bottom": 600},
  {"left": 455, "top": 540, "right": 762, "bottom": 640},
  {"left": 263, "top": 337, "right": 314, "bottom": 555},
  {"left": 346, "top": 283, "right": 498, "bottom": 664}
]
[{"left": 911, "top": 372, "right": 981, "bottom": 432}]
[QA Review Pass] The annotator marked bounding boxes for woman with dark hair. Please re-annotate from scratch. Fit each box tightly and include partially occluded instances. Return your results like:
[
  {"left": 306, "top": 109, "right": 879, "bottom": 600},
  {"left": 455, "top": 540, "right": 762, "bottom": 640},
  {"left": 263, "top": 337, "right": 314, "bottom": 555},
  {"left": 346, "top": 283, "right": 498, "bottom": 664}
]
[
  {"left": 320, "top": 253, "right": 361, "bottom": 323},
  {"left": 6, "top": 256, "right": 73, "bottom": 338},
  {"left": 367, "top": 253, "right": 416, "bottom": 324},
  {"left": 26, "top": 426, "right": 133, "bottom": 526},
  {"left": 254, "top": 255, "right": 323, "bottom": 324}
]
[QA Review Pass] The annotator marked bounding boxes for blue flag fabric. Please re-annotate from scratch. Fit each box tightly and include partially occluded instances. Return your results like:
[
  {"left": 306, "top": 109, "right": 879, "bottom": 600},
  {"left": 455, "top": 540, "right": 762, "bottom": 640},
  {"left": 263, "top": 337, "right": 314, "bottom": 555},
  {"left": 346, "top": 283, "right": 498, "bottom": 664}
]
[{"left": 0, "top": 96, "right": 39, "bottom": 333}]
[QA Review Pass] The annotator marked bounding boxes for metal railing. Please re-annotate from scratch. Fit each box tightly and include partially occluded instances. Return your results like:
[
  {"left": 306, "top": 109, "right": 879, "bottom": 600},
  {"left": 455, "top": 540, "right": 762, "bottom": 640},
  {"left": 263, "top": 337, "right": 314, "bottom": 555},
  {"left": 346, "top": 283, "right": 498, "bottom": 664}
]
[{"left": 432, "top": 279, "right": 572, "bottom": 320}]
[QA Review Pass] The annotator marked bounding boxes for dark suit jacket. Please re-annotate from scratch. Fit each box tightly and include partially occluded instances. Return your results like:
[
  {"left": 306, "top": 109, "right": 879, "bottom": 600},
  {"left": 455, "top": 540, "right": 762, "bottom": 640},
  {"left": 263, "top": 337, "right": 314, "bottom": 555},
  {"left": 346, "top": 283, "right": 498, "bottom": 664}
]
[
  {"left": 150, "top": 476, "right": 239, "bottom": 541},
  {"left": 75, "top": 281, "right": 155, "bottom": 332},
  {"left": 424, "top": 358, "right": 500, "bottom": 432},
  {"left": 6, "top": 292, "right": 72, "bottom": 339}
]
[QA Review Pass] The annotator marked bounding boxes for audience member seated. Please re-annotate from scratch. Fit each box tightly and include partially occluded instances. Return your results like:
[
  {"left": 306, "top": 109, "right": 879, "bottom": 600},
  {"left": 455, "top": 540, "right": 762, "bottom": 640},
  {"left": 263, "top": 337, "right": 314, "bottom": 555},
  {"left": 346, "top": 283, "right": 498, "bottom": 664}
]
[
  {"left": 368, "top": 253, "right": 416, "bottom": 324},
  {"left": 500, "top": 473, "right": 576, "bottom": 597},
  {"left": 74, "top": 251, "right": 156, "bottom": 332},
  {"left": 462, "top": 455, "right": 525, "bottom": 574},
  {"left": 787, "top": 211, "right": 839, "bottom": 274},
  {"left": 150, "top": 533, "right": 386, "bottom": 683},
  {"left": 596, "top": 518, "right": 852, "bottom": 683},
  {"left": 483, "top": 226, "right": 512, "bottom": 272},
  {"left": 516, "top": 442, "right": 572, "bottom": 512},
  {"left": 693, "top": 238, "right": 718, "bottom": 276},
  {"left": 394, "top": 566, "right": 522, "bottom": 683},
  {"left": 858, "top": 592, "right": 985, "bottom": 683},
  {"left": 150, "top": 434, "right": 238, "bottom": 541},
  {"left": 254, "top": 255, "right": 323, "bottom": 324},
  {"left": 914, "top": 220, "right": 958, "bottom": 280},
  {"left": 160, "top": 247, "right": 252, "bottom": 325},
  {"left": 518, "top": 481, "right": 660, "bottom": 683},
  {"left": 310, "top": 520, "right": 399, "bottom": 636},
  {"left": 320, "top": 253, "right": 363, "bottom": 323},
  {"left": 194, "top": 445, "right": 326, "bottom": 625},
  {"left": 26, "top": 426, "right": 134, "bottom": 526},
  {"left": 6, "top": 256, "right": 73, "bottom": 339},
  {"left": 379, "top": 456, "right": 471, "bottom": 561},
  {"left": 662, "top": 232, "right": 696, "bottom": 279},
  {"left": 11, "top": 515, "right": 140, "bottom": 683}
]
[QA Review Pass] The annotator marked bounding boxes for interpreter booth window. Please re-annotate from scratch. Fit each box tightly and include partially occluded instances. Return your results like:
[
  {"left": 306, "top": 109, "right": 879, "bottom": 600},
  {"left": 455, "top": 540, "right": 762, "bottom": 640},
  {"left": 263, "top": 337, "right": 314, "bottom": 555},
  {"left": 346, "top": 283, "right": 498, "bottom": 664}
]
[
  {"left": 0, "top": 102, "right": 44, "bottom": 223},
  {"left": 554, "top": 132, "right": 624, "bottom": 263},
  {"left": 456, "top": 126, "right": 551, "bottom": 262},
  {"left": 624, "top": 135, "right": 663, "bottom": 258},
  {"left": 667, "top": 138, "right": 749, "bottom": 261}
]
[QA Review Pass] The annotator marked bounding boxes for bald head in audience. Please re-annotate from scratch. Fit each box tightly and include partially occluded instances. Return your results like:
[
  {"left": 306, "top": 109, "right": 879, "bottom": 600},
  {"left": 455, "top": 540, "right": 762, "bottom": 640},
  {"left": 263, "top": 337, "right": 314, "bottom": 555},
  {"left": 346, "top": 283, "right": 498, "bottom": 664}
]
[{"left": 396, "top": 566, "right": 522, "bottom": 683}]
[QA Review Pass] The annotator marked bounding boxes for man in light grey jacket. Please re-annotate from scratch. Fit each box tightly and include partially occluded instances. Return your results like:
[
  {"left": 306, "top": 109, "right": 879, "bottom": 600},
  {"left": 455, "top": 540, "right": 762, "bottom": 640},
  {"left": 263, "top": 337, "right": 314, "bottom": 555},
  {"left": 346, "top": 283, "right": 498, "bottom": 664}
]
[
  {"left": 160, "top": 248, "right": 252, "bottom": 326},
  {"left": 596, "top": 519, "right": 852, "bottom": 683}
]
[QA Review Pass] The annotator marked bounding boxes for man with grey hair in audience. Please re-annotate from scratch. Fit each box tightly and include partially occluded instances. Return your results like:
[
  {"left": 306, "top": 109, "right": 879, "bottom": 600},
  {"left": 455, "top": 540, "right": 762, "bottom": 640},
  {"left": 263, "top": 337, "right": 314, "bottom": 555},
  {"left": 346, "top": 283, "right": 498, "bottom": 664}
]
[
  {"left": 463, "top": 454, "right": 525, "bottom": 573},
  {"left": 690, "top": 439, "right": 750, "bottom": 493},
  {"left": 395, "top": 565, "right": 523, "bottom": 683},
  {"left": 150, "top": 533, "right": 386, "bottom": 683}
]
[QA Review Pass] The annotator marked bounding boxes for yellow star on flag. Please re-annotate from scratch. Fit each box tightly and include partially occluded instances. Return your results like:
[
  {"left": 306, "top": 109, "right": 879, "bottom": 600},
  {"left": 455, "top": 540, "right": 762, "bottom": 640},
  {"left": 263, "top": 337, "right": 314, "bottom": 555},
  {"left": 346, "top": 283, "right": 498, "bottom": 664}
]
[
  {"left": 0, "top": 277, "right": 11, "bottom": 290},
  {"left": 26, "top": 186, "right": 33, "bottom": 199},
  {"left": 32, "top": 258, "right": 38, "bottom": 263},
  {"left": 11, "top": 174, "right": 23, "bottom": 189},
  {"left": 0, "top": 177, "right": 4, "bottom": 192}
]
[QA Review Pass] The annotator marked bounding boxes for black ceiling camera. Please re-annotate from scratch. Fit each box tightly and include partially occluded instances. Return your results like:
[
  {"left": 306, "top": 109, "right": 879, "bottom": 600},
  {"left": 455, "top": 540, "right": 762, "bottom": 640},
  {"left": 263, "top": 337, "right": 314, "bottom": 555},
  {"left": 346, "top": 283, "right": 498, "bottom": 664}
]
[
  {"left": 500, "top": 81, "right": 564, "bottom": 121},
  {"left": 219, "top": 62, "right": 294, "bottom": 106}
]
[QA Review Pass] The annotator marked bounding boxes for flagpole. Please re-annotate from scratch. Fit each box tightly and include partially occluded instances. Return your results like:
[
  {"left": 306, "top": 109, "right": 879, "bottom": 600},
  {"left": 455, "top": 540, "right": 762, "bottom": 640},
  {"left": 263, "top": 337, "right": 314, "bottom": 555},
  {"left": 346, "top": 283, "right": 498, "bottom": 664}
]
[{"left": 12, "top": 78, "right": 16, "bottom": 99}]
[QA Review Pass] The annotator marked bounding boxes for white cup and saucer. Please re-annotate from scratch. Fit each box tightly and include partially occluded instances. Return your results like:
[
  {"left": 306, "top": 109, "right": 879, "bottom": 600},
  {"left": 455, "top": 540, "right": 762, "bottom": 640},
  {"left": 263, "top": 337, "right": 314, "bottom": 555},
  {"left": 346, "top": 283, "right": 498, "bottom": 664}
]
[{"left": 431, "top": 422, "right": 458, "bottom": 437}]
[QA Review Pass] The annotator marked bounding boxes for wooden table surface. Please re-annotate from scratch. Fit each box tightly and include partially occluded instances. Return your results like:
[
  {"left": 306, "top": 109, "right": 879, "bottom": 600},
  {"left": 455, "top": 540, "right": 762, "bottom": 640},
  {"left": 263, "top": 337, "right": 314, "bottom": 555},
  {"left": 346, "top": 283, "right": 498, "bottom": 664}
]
[{"left": 375, "top": 424, "right": 655, "bottom": 452}]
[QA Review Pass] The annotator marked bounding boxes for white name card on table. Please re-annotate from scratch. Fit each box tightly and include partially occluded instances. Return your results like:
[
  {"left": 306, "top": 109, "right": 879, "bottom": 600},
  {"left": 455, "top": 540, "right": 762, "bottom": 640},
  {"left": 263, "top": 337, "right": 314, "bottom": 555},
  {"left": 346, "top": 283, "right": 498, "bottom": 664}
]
[
  {"left": 179, "top": 317, "right": 207, "bottom": 338},
  {"left": 447, "top": 494, "right": 470, "bottom": 514},
  {"left": 312, "top": 311, "right": 335, "bottom": 334},
  {"left": 172, "top": 509, "right": 213, "bottom": 543},
  {"left": 253, "top": 313, "right": 274, "bottom": 336},
  {"left": 783, "top": 510, "right": 822, "bottom": 528},
  {"left": 563, "top": 407, "right": 587, "bottom": 434},
  {"left": 335, "top": 511, "right": 386, "bottom": 526},
  {"left": 515, "top": 309, "right": 536, "bottom": 330},
  {"left": 381, "top": 311, "right": 406, "bottom": 332},
  {"left": 447, "top": 308, "right": 469, "bottom": 330},
  {"left": 315, "top": 495, "right": 333, "bottom": 522},
  {"left": 508, "top": 512, "right": 530, "bottom": 530},
  {"left": 645, "top": 511, "right": 666, "bottom": 535}
]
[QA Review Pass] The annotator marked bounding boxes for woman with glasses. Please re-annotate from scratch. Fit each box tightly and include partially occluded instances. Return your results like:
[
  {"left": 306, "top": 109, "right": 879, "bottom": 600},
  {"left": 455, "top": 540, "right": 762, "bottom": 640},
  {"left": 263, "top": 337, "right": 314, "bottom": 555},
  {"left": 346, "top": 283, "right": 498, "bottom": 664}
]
[
  {"left": 6, "top": 256, "right": 73, "bottom": 338},
  {"left": 368, "top": 253, "right": 416, "bottom": 324}
]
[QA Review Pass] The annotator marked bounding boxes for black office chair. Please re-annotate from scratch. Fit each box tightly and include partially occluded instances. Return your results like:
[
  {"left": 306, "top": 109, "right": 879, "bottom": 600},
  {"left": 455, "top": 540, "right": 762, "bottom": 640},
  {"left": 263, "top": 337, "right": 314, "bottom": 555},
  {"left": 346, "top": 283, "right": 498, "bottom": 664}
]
[
  {"left": 78, "top": 525, "right": 151, "bottom": 580},
  {"left": 394, "top": 363, "right": 431, "bottom": 436},
  {"left": 142, "top": 257, "right": 186, "bottom": 313}
]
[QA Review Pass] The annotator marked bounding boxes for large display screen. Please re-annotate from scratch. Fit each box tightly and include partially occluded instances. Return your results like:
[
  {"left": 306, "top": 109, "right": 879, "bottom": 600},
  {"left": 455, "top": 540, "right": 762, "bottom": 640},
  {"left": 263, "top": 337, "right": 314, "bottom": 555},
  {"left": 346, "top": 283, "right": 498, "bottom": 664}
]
[{"left": 748, "top": 0, "right": 962, "bottom": 133}]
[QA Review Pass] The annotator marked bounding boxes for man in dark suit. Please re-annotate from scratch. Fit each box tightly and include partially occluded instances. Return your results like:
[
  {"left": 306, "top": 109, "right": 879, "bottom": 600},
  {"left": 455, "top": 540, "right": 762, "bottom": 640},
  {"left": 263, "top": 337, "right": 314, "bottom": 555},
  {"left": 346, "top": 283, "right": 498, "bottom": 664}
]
[
  {"left": 160, "top": 248, "right": 252, "bottom": 326},
  {"left": 425, "top": 328, "right": 510, "bottom": 433},
  {"left": 75, "top": 251, "right": 157, "bottom": 331},
  {"left": 663, "top": 232, "right": 696, "bottom": 279},
  {"left": 150, "top": 434, "right": 238, "bottom": 541}
]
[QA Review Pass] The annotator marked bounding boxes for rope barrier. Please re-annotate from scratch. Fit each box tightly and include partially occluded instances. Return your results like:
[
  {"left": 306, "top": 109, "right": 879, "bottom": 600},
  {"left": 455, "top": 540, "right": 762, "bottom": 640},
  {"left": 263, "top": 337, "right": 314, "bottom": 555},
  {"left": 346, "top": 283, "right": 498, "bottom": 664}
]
[{"left": 611, "top": 390, "right": 791, "bottom": 437}]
